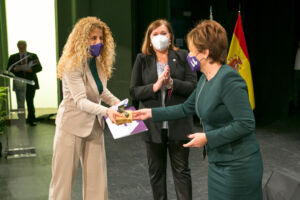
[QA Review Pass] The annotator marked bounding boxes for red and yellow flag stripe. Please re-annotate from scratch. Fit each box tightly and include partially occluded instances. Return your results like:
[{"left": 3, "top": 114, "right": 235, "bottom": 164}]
[{"left": 227, "top": 12, "right": 255, "bottom": 109}]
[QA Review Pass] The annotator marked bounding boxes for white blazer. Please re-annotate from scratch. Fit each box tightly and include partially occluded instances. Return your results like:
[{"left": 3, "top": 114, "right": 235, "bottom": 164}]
[{"left": 55, "top": 58, "right": 119, "bottom": 137}]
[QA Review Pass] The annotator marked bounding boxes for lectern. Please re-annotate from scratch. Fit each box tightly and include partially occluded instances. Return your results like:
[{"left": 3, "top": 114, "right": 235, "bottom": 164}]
[{"left": 0, "top": 71, "right": 36, "bottom": 159}]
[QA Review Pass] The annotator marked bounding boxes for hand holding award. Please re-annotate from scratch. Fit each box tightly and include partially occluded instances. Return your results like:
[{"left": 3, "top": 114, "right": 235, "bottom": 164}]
[
  {"left": 104, "top": 99, "right": 148, "bottom": 139},
  {"left": 115, "top": 104, "right": 133, "bottom": 125}
]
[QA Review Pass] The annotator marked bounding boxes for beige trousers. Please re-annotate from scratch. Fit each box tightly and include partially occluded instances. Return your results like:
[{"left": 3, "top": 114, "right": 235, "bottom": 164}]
[{"left": 49, "top": 120, "right": 108, "bottom": 200}]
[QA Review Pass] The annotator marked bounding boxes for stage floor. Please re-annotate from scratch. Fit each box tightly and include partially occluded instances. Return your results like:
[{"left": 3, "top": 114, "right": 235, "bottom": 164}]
[{"left": 0, "top": 114, "right": 299, "bottom": 200}]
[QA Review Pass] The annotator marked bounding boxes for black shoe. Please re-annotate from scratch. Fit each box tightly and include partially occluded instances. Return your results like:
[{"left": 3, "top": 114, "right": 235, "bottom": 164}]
[{"left": 29, "top": 122, "right": 37, "bottom": 126}]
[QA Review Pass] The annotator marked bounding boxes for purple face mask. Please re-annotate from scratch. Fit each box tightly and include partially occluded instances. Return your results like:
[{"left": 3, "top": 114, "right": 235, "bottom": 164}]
[
  {"left": 187, "top": 54, "right": 201, "bottom": 72},
  {"left": 90, "top": 43, "right": 103, "bottom": 57}
]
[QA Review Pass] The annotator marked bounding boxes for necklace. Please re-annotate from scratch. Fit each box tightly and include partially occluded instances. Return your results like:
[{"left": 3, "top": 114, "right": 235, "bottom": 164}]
[{"left": 157, "top": 55, "right": 167, "bottom": 64}]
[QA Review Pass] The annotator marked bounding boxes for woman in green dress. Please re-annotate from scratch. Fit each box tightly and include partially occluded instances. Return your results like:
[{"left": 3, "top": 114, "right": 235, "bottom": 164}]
[{"left": 133, "top": 20, "right": 263, "bottom": 200}]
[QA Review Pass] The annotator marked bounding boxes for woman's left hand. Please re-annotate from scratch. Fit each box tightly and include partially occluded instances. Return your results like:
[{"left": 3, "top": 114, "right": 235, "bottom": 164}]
[
  {"left": 163, "top": 65, "right": 173, "bottom": 89},
  {"left": 183, "top": 133, "right": 207, "bottom": 148},
  {"left": 164, "top": 65, "right": 170, "bottom": 82}
]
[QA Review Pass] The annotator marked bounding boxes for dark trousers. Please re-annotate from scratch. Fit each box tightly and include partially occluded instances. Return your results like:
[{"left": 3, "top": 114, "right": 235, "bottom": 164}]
[
  {"left": 146, "top": 129, "right": 192, "bottom": 200},
  {"left": 26, "top": 86, "right": 36, "bottom": 123}
]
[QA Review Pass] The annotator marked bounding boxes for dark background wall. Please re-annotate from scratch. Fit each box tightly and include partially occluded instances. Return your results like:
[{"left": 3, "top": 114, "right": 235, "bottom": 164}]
[
  {"left": 56, "top": 0, "right": 133, "bottom": 102},
  {"left": 132, "top": 0, "right": 170, "bottom": 58},
  {"left": 243, "top": 0, "right": 299, "bottom": 123},
  {"left": 167, "top": 0, "right": 299, "bottom": 123}
]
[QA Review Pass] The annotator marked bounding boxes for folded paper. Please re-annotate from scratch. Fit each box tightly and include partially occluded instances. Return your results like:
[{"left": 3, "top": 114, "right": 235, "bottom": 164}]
[{"left": 105, "top": 106, "right": 148, "bottom": 139}]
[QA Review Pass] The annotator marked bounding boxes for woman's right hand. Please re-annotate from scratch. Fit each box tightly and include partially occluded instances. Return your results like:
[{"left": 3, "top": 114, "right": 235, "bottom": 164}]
[
  {"left": 153, "top": 76, "right": 165, "bottom": 92},
  {"left": 106, "top": 109, "right": 123, "bottom": 124},
  {"left": 133, "top": 109, "right": 152, "bottom": 120},
  {"left": 153, "top": 67, "right": 170, "bottom": 92}
]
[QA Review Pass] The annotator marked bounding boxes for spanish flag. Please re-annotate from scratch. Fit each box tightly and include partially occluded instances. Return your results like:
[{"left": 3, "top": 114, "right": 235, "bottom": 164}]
[{"left": 227, "top": 12, "right": 255, "bottom": 110}]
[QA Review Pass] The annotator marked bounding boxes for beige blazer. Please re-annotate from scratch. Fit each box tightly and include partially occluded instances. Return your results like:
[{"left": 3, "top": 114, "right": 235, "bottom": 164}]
[{"left": 55, "top": 58, "right": 119, "bottom": 137}]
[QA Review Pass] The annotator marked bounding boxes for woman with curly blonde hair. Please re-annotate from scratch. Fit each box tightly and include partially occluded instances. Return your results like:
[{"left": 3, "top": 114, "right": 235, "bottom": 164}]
[{"left": 49, "top": 16, "right": 121, "bottom": 200}]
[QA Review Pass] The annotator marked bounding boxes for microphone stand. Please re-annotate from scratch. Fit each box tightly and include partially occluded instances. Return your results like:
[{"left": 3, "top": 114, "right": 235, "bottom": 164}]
[
  {"left": 0, "top": 72, "right": 35, "bottom": 86},
  {"left": 1, "top": 54, "right": 35, "bottom": 86},
  {"left": 7, "top": 54, "right": 31, "bottom": 73}
]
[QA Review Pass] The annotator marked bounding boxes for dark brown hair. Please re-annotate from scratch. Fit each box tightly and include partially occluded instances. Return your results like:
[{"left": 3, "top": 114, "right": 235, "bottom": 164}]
[
  {"left": 141, "top": 19, "right": 179, "bottom": 55},
  {"left": 187, "top": 20, "right": 228, "bottom": 64}
]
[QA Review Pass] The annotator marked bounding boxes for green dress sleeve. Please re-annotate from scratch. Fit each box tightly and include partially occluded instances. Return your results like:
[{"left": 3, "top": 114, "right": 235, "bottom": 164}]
[
  {"left": 152, "top": 89, "right": 197, "bottom": 122},
  {"left": 205, "top": 72, "right": 256, "bottom": 149}
]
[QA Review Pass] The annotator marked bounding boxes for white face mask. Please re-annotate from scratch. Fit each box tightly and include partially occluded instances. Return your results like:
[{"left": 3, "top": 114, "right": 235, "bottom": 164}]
[{"left": 151, "top": 35, "right": 169, "bottom": 51}]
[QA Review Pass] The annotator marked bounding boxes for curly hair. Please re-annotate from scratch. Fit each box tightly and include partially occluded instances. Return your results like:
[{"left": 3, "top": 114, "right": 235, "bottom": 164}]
[{"left": 57, "top": 17, "right": 115, "bottom": 79}]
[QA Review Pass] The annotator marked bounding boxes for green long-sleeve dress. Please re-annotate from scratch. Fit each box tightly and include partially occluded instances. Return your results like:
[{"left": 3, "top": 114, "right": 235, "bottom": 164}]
[{"left": 152, "top": 65, "right": 263, "bottom": 200}]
